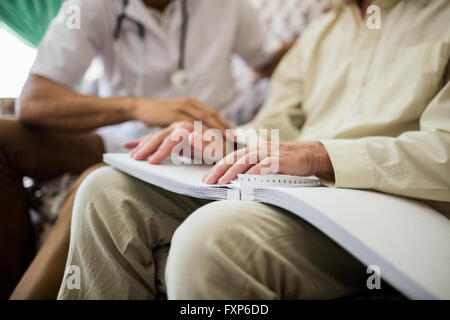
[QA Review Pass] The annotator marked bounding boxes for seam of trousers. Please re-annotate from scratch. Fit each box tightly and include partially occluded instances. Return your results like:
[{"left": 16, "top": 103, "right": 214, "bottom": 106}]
[
  {"left": 235, "top": 229, "right": 315, "bottom": 298},
  {"left": 82, "top": 200, "right": 157, "bottom": 297}
]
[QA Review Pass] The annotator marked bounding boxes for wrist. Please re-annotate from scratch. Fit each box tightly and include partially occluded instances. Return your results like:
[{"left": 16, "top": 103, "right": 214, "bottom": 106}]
[
  {"left": 124, "top": 97, "right": 140, "bottom": 121},
  {"left": 313, "top": 142, "right": 334, "bottom": 176}
]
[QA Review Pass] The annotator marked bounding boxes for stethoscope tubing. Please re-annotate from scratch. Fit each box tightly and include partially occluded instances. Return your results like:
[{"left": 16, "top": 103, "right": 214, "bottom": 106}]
[{"left": 113, "top": 0, "right": 189, "bottom": 95}]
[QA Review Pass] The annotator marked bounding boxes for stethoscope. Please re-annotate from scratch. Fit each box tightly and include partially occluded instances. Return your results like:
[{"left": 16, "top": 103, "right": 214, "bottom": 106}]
[{"left": 113, "top": 0, "right": 189, "bottom": 96}]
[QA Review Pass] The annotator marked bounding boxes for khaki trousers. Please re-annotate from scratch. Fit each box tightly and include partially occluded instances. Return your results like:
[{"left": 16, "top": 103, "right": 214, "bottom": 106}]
[
  {"left": 58, "top": 167, "right": 368, "bottom": 300},
  {"left": 0, "top": 119, "right": 104, "bottom": 299}
]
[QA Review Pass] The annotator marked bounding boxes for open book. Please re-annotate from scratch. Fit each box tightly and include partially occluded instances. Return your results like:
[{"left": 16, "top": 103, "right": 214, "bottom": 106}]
[{"left": 104, "top": 153, "right": 450, "bottom": 300}]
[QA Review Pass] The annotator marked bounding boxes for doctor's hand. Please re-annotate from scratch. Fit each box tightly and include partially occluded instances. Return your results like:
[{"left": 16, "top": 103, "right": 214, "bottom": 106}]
[
  {"left": 124, "top": 120, "right": 234, "bottom": 164},
  {"left": 131, "top": 97, "right": 230, "bottom": 132},
  {"left": 202, "top": 141, "right": 334, "bottom": 185}
]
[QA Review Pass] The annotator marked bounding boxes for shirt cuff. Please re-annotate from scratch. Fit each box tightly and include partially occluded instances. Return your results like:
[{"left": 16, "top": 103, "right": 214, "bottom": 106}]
[{"left": 320, "top": 139, "right": 376, "bottom": 189}]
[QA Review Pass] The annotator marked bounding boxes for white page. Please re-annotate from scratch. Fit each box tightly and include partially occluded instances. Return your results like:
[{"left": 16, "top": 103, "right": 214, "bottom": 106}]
[
  {"left": 104, "top": 153, "right": 240, "bottom": 200},
  {"left": 248, "top": 187, "right": 450, "bottom": 299}
]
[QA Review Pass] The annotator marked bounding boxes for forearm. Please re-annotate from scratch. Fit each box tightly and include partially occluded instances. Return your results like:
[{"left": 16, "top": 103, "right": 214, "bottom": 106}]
[
  {"left": 17, "top": 94, "right": 135, "bottom": 131},
  {"left": 17, "top": 75, "right": 136, "bottom": 131},
  {"left": 17, "top": 75, "right": 231, "bottom": 132}
]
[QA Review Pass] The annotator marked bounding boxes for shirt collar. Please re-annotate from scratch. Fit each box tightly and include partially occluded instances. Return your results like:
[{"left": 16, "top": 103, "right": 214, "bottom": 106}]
[
  {"left": 122, "top": 0, "right": 198, "bottom": 42},
  {"left": 124, "top": 0, "right": 198, "bottom": 29}
]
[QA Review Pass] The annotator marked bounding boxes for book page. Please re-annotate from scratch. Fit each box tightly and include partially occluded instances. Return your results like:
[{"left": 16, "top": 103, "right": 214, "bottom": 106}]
[{"left": 103, "top": 153, "right": 240, "bottom": 200}]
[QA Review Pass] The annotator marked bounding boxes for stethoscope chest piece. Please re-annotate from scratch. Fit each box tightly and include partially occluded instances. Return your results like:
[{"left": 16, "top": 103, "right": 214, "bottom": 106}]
[{"left": 171, "top": 69, "right": 188, "bottom": 92}]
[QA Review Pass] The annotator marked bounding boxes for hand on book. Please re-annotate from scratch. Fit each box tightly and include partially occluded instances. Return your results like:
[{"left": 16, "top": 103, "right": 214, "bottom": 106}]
[
  {"left": 202, "top": 141, "right": 334, "bottom": 185},
  {"left": 124, "top": 120, "right": 235, "bottom": 164}
]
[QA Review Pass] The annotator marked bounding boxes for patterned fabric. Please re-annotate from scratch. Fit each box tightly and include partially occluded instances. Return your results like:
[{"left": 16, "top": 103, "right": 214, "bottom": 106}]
[
  {"left": 251, "top": 0, "right": 334, "bottom": 40},
  {"left": 227, "top": 0, "right": 333, "bottom": 126}
]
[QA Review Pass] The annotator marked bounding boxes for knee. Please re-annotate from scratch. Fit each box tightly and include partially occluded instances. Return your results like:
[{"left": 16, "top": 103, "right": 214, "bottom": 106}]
[
  {"left": 71, "top": 166, "right": 131, "bottom": 232},
  {"left": 166, "top": 201, "right": 266, "bottom": 298},
  {"left": 74, "top": 166, "right": 121, "bottom": 203},
  {"left": 170, "top": 200, "right": 261, "bottom": 255}
]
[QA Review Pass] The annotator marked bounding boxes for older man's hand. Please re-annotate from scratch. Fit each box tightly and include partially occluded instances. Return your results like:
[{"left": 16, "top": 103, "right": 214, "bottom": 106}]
[
  {"left": 202, "top": 141, "right": 334, "bottom": 185},
  {"left": 124, "top": 120, "right": 234, "bottom": 164}
]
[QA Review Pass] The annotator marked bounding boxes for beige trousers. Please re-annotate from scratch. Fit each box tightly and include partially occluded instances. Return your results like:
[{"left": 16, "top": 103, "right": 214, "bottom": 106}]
[{"left": 58, "top": 167, "right": 368, "bottom": 300}]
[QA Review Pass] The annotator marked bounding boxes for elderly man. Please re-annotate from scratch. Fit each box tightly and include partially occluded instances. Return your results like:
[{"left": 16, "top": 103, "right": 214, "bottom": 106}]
[{"left": 59, "top": 0, "right": 449, "bottom": 299}]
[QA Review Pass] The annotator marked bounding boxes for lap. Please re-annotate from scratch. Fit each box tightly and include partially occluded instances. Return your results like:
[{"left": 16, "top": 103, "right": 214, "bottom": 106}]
[
  {"left": 169, "top": 201, "right": 367, "bottom": 299},
  {"left": 176, "top": 200, "right": 318, "bottom": 245},
  {"left": 68, "top": 170, "right": 367, "bottom": 299},
  {"left": 73, "top": 166, "right": 210, "bottom": 246},
  {"left": 76, "top": 169, "right": 342, "bottom": 255}
]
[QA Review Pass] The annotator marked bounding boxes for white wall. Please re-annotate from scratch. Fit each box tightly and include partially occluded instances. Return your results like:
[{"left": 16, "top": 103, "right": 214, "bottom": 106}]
[{"left": 0, "top": 27, "right": 37, "bottom": 98}]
